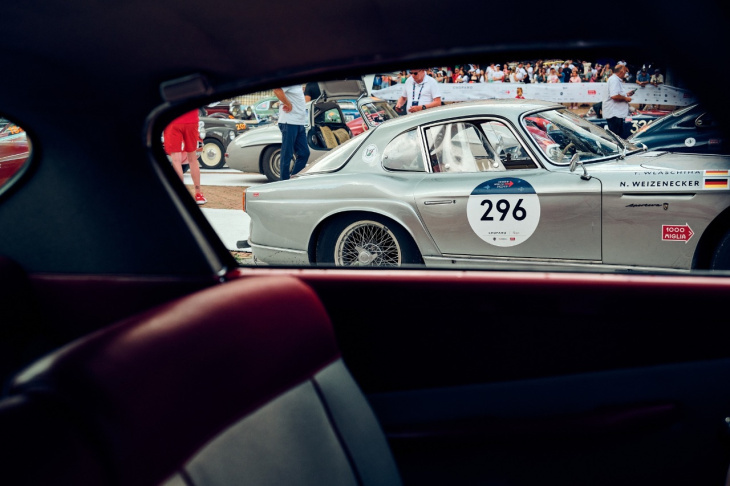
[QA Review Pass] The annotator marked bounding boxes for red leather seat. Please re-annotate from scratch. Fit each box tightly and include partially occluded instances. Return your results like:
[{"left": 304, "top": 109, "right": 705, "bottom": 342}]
[{"left": 0, "top": 276, "right": 402, "bottom": 486}]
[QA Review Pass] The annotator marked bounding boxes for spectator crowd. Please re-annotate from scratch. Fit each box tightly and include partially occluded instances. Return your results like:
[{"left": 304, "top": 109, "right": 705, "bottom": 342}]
[{"left": 373, "top": 60, "right": 664, "bottom": 88}]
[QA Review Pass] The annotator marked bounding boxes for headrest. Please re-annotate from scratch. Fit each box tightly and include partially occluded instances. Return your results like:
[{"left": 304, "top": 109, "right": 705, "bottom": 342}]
[{"left": 10, "top": 276, "right": 339, "bottom": 486}]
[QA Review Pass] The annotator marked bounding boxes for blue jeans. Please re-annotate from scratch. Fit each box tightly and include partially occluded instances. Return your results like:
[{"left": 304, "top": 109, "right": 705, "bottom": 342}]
[{"left": 278, "top": 123, "right": 310, "bottom": 180}]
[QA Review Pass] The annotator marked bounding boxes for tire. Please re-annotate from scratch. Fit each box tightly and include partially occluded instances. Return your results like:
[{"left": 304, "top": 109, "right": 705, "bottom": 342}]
[
  {"left": 198, "top": 139, "right": 226, "bottom": 169},
  {"left": 710, "top": 229, "right": 730, "bottom": 270},
  {"left": 262, "top": 145, "right": 282, "bottom": 182},
  {"left": 316, "top": 213, "right": 422, "bottom": 267}
]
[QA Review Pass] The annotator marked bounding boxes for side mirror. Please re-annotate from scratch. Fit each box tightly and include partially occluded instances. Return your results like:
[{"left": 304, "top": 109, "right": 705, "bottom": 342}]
[{"left": 569, "top": 153, "right": 592, "bottom": 181}]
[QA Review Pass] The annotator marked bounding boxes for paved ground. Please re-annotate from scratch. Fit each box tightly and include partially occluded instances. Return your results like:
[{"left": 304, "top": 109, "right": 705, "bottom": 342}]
[{"left": 183, "top": 169, "right": 263, "bottom": 253}]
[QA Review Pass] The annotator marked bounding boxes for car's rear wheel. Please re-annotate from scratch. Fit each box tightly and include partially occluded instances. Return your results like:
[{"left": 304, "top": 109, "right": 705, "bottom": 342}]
[
  {"left": 262, "top": 145, "right": 281, "bottom": 182},
  {"left": 710, "top": 229, "right": 730, "bottom": 270},
  {"left": 316, "top": 213, "right": 422, "bottom": 267},
  {"left": 198, "top": 139, "right": 226, "bottom": 169}
]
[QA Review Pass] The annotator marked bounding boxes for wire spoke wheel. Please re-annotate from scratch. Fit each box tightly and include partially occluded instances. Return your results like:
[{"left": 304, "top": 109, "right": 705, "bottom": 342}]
[{"left": 334, "top": 221, "right": 401, "bottom": 266}]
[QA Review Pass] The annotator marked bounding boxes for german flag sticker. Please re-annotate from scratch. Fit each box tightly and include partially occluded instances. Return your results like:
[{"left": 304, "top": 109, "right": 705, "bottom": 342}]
[{"left": 704, "top": 178, "right": 729, "bottom": 189}]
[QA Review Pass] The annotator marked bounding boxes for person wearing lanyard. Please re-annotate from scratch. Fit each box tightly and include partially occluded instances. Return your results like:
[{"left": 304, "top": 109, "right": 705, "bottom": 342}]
[{"left": 395, "top": 68, "right": 442, "bottom": 114}]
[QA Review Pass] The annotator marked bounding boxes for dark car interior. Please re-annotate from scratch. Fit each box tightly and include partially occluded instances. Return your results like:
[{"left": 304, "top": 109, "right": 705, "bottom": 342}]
[
  {"left": 309, "top": 101, "right": 353, "bottom": 150},
  {"left": 3, "top": 0, "right": 730, "bottom": 485}
]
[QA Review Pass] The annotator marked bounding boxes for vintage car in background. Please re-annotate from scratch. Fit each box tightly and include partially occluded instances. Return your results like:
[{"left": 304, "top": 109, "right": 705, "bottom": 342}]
[
  {"left": 0, "top": 121, "right": 29, "bottom": 186},
  {"left": 198, "top": 113, "right": 250, "bottom": 169},
  {"left": 251, "top": 96, "right": 281, "bottom": 122},
  {"left": 584, "top": 102, "right": 669, "bottom": 136},
  {"left": 227, "top": 80, "right": 398, "bottom": 181},
  {"left": 243, "top": 99, "right": 730, "bottom": 271},
  {"left": 629, "top": 103, "right": 727, "bottom": 154}
]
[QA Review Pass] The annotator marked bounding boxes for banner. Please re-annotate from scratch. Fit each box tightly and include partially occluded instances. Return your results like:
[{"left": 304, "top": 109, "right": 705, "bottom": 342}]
[{"left": 373, "top": 82, "right": 697, "bottom": 106}]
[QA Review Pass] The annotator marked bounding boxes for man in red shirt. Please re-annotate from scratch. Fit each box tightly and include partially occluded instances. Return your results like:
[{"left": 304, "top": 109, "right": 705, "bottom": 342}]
[{"left": 163, "top": 110, "right": 206, "bottom": 205}]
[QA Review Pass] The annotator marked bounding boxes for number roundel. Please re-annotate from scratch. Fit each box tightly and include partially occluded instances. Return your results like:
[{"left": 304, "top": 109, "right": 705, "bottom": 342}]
[{"left": 466, "top": 178, "right": 541, "bottom": 247}]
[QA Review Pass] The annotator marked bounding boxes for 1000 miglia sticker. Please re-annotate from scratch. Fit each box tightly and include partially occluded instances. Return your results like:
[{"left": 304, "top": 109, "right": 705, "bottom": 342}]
[{"left": 466, "top": 178, "right": 541, "bottom": 247}]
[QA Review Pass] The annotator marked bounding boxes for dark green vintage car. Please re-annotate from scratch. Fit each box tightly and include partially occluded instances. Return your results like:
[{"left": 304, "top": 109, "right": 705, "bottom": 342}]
[{"left": 629, "top": 103, "right": 728, "bottom": 155}]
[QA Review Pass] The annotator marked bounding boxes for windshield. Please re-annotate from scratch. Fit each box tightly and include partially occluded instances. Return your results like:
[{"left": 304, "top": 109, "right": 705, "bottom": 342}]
[{"left": 525, "top": 109, "right": 640, "bottom": 164}]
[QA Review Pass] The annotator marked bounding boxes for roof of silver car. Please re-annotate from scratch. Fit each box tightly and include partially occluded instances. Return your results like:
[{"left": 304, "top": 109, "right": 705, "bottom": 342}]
[{"left": 382, "top": 98, "right": 564, "bottom": 130}]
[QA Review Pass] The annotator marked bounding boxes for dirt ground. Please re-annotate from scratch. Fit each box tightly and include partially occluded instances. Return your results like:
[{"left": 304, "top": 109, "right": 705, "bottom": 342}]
[{"left": 186, "top": 185, "right": 246, "bottom": 210}]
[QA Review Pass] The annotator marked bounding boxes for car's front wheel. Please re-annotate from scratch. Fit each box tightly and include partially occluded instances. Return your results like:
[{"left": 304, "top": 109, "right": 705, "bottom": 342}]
[
  {"left": 198, "top": 139, "right": 226, "bottom": 169},
  {"left": 262, "top": 145, "right": 281, "bottom": 182},
  {"left": 316, "top": 213, "right": 422, "bottom": 267}
]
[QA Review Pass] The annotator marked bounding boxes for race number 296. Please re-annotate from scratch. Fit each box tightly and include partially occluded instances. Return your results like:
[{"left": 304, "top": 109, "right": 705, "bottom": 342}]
[
  {"left": 467, "top": 178, "right": 541, "bottom": 247},
  {"left": 480, "top": 198, "right": 527, "bottom": 221}
]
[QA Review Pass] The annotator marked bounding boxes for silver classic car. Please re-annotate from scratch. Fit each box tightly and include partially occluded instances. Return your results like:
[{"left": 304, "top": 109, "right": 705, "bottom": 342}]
[
  {"left": 226, "top": 80, "right": 398, "bottom": 181},
  {"left": 242, "top": 99, "right": 730, "bottom": 271}
]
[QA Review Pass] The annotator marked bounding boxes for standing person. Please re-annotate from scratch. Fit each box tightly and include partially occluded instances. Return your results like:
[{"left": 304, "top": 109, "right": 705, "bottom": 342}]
[
  {"left": 636, "top": 67, "right": 651, "bottom": 109},
  {"left": 395, "top": 68, "right": 442, "bottom": 113},
  {"left": 164, "top": 109, "right": 206, "bottom": 205},
  {"left": 273, "top": 85, "right": 310, "bottom": 181},
  {"left": 515, "top": 87, "right": 525, "bottom": 99},
  {"left": 650, "top": 69, "right": 664, "bottom": 87},
  {"left": 303, "top": 82, "right": 321, "bottom": 102},
  {"left": 547, "top": 68, "right": 560, "bottom": 83},
  {"left": 603, "top": 63, "right": 633, "bottom": 139},
  {"left": 534, "top": 67, "right": 546, "bottom": 83},
  {"left": 525, "top": 63, "right": 534, "bottom": 83},
  {"left": 601, "top": 67, "right": 613, "bottom": 82},
  {"left": 486, "top": 63, "right": 496, "bottom": 82},
  {"left": 569, "top": 68, "right": 582, "bottom": 109},
  {"left": 504, "top": 66, "right": 513, "bottom": 83},
  {"left": 491, "top": 64, "right": 504, "bottom": 82}
]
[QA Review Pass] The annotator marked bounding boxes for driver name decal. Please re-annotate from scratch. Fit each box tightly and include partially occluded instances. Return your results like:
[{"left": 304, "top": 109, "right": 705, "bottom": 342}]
[
  {"left": 467, "top": 178, "right": 540, "bottom": 247},
  {"left": 616, "top": 170, "right": 703, "bottom": 190}
]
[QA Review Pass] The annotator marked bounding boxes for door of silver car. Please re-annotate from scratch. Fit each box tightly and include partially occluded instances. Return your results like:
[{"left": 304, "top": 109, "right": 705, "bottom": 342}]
[{"left": 413, "top": 120, "right": 602, "bottom": 261}]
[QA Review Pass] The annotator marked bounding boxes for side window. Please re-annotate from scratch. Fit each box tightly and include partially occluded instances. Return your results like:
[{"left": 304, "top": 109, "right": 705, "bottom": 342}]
[
  {"left": 481, "top": 120, "right": 537, "bottom": 169},
  {"left": 0, "top": 118, "right": 32, "bottom": 190},
  {"left": 382, "top": 130, "right": 426, "bottom": 172},
  {"left": 425, "top": 122, "right": 499, "bottom": 173}
]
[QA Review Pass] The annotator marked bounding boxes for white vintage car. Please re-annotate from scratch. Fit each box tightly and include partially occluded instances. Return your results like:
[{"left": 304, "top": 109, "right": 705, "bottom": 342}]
[
  {"left": 243, "top": 99, "right": 730, "bottom": 271},
  {"left": 226, "top": 80, "right": 398, "bottom": 181}
]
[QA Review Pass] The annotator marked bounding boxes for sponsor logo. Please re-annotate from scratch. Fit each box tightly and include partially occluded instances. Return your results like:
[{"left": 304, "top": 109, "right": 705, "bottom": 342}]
[
  {"left": 493, "top": 180, "right": 515, "bottom": 189},
  {"left": 661, "top": 224, "right": 694, "bottom": 243}
]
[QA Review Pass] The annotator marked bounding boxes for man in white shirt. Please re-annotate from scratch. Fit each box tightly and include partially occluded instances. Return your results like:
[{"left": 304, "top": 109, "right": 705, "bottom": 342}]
[
  {"left": 396, "top": 69, "right": 443, "bottom": 113},
  {"left": 603, "top": 64, "right": 633, "bottom": 138},
  {"left": 515, "top": 63, "right": 527, "bottom": 83},
  {"left": 492, "top": 65, "right": 505, "bottom": 82},
  {"left": 273, "top": 85, "right": 310, "bottom": 180},
  {"left": 650, "top": 69, "right": 664, "bottom": 87}
]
